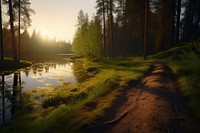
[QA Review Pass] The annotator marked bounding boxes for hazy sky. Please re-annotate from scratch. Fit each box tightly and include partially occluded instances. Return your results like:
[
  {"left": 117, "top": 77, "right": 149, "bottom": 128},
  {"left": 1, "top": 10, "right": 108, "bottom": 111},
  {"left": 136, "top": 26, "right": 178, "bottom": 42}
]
[{"left": 28, "top": 0, "right": 96, "bottom": 42}]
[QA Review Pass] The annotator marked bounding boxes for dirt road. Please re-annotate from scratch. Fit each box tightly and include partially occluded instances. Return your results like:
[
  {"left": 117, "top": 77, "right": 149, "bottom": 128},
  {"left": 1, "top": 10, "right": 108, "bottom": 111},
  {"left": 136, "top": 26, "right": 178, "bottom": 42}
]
[{"left": 89, "top": 63, "right": 200, "bottom": 133}]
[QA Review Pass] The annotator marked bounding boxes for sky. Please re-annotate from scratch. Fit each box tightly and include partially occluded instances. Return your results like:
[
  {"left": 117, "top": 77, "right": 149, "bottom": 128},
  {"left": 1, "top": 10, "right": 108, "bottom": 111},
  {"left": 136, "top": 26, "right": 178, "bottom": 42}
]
[{"left": 28, "top": 0, "right": 96, "bottom": 42}]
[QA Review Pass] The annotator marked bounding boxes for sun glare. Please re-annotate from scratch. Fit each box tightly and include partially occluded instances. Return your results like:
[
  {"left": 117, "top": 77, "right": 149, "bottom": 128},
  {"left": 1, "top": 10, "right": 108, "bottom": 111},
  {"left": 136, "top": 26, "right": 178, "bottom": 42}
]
[
  {"left": 40, "top": 28, "right": 55, "bottom": 40},
  {"left": 41, "top": 29, "right": 49, "bottom": 38}
]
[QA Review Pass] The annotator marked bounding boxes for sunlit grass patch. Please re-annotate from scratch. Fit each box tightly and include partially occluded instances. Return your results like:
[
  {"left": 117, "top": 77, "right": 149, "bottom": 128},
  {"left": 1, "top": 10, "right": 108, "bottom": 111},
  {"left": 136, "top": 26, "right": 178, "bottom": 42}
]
[
  {"left": 44, "top": 83, "right": 54, "bottom": 87},
  {"left": 61, "top": 82, "right": 71, "bottom": 86},
  {"left": 42, "top": 69, "right": 118, "bottom": 108}
]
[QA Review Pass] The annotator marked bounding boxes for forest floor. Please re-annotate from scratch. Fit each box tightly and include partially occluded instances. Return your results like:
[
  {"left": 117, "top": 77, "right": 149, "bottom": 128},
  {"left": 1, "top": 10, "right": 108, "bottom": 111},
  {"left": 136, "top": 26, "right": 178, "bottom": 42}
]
[{"left": 88, "top": 63, "right": 200, "bottom": 133}]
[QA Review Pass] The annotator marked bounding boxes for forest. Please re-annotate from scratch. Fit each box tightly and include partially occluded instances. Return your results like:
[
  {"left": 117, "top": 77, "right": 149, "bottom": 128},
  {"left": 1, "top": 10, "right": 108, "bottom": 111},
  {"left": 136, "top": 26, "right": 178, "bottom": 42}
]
[
  {"left": 72, "top": 0, "right": 200, "bottom": 58},
  {"left": 0, "top": 0, "right": 200, "bottom": 133}
]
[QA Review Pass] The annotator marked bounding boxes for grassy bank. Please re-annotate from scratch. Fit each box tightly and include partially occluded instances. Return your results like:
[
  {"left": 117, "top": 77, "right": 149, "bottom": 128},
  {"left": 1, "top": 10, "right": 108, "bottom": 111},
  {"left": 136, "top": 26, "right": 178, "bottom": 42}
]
[
  {"left": 151, "top": 41, "right": 200, "bottom": 118},
  {"left": 0, "top": 58, "right": 32, "bottom": 75},
  {"left": 0, "top": 58, "right": 150, "bottom": 133}
]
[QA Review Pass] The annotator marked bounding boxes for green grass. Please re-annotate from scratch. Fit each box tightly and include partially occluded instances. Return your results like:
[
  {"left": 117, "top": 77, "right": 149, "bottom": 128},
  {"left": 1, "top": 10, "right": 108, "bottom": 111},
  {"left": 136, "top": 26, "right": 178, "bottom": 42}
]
[
  {"left": 0, "top": 57, "right": 150, "bottom": 133},
  {"left": 0, "top": 58, "right": 32, "bottom": 75},
  {"left": 151, "top": 41, "right": 200, "bottom": 60},
  {"left": 150, "top": 41, "right": 200, "bottom": 119}
]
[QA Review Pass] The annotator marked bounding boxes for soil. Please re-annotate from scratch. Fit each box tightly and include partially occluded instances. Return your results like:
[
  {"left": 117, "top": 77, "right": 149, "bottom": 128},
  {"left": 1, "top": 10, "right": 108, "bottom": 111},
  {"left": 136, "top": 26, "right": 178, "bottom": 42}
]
[{"left": 88, "top": 63, "right": 200, "bottom": 133}]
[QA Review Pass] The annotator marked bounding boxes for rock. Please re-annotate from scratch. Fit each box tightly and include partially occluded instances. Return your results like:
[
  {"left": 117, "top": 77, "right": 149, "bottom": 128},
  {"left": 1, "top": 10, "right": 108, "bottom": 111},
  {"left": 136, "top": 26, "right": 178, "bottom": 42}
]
[{"left": 86, "top": 67, "right": 99, "bottom": 73}]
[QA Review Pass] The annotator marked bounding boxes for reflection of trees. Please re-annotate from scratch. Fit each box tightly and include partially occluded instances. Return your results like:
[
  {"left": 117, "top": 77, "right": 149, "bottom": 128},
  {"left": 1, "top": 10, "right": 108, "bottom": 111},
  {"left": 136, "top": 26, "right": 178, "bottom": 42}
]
[
  {"left": 11, "top": 72, "right": 23, "bottom": 115},
  {"left": 32, "top": 66, "right": 37, "bottom": 75},
  {"left": 29, "top": 63, "right": 47, "bottom": 76},
  {"left": 72, "top": 61, "right": 91, "bottom": 83},
  {"left": 0, "top": 75, "right": 5, "bottom": 123},
  {"left": 12, "top": 73, "right": 18, "bottom": 115},
  {"left": 44, "top": 65, "right": 49, "bottom": 73},
  {"left": 23, "top": 62, "right": 61, "bottom": 77},
  {"left": 24, "top": 68, "right": 30, "bottom": 77},
  {"left": 0, "top": 72, "right": 22, "bottom": 124}
]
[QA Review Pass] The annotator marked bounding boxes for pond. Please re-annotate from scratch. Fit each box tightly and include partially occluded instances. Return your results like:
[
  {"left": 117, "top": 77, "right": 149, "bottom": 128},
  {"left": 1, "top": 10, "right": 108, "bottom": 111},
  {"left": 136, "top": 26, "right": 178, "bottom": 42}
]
[{"left": 0, "top": 60, "right": 89, "bottom": 125}]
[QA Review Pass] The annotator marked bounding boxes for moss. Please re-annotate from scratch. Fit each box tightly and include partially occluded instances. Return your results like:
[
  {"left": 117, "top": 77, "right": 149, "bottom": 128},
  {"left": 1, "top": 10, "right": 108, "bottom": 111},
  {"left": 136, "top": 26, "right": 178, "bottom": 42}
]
[
  {"left": 0, "top": 58, "right": 32, "bottom": 75},
  {"left": 150, "top": 42, "right": 200, "bottom": 60}
]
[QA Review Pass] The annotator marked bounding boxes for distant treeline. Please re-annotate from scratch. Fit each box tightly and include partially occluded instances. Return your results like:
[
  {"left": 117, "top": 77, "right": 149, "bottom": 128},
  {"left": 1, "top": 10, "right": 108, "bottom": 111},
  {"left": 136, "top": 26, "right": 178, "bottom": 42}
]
[
  {"left": 0, "top": 0, "right": 72, "bottom": 61},
  {"left": 3, "top": 28, "right": 72, "bottom": 59},
  {"left": 72, "top": 0, "right": 200, "bottom": 58}
]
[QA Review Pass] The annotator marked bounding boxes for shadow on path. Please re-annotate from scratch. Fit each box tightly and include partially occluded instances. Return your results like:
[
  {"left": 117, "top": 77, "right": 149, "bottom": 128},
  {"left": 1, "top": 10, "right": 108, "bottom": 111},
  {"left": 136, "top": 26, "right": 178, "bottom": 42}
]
[{"left": 87, "top": 63, "right": 200, "bottom": 133}]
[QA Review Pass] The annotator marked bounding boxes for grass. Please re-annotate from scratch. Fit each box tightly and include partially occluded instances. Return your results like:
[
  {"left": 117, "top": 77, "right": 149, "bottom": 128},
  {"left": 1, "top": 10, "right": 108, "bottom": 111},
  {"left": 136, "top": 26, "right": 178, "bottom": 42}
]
[
  {"left": 0, "top": 57, "right": 150, "bottom": 133},
  {"left": 0, "top": 58, "right": 32, "bottom": 75},
  {"left": 150, "top": 41, "right": 200, "bottom": 119},
  {"left": 151, "top": 41, "right": 200, "bottom": 60}
]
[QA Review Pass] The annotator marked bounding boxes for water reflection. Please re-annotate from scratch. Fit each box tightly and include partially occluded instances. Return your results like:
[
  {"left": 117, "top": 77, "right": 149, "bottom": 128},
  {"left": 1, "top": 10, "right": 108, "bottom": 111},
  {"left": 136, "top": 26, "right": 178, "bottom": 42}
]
[
  {"left": 1, "top": 75, "right": 5, "bottom": 124},
  {"left": 21, "top": 62, "right": 77, "bottom": 90},
  {"left": 0, "top": 61, "right": 90, "bottom": 125},
  {"left": 0, "top": 72, "right": 22, "bottom": 125}
]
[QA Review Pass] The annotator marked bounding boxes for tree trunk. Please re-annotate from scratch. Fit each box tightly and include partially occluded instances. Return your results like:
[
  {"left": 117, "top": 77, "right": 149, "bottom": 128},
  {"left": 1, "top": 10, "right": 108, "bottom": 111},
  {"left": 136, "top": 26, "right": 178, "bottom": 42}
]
[
  {"left": 106, "top": 0, "right": 110, "bottom": 58},
  {"left": 18, "top": 0, "right": 21, "bottom": 60},
  {"left": 143, "top": 0, "right": 149, "bottom": 60},
  {"left": 171, "top": 0, "right": 176, "bottom": 47},
  {"left": 8, "top": 0, "right": 18, "bottom": 62},
  {"left": 183, "top": 0, "right": 197, "bottom": 41},
  {"left": 122, "top": 0, "right": 128, "bottom": 57},
  {"left": 0, "top": 0, "right": 4, "bottom": 60},
  {"left": 102, "top": 0, "right": 106, "bottom": 57},
  {"left": 109, "top": 0, "right": 114, "bottom": 59},
  {"left": 176, "top": 0, "right": 182, "bottom": 43}
]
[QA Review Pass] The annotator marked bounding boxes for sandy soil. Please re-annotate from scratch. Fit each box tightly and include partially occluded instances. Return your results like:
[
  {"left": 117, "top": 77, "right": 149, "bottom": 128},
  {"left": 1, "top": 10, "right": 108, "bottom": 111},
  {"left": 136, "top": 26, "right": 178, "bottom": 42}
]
[{"left": 88, "top": 63, "right": 200, "bottom": 133}]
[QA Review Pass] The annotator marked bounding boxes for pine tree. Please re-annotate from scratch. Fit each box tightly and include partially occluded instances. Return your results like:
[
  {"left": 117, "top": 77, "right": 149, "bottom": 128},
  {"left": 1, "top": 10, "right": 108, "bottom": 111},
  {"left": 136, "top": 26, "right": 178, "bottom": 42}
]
[
  {"left": 125, "top": 0, "right": 145, "bottom": 55},
  {"left": 155, "top": 0, "right": 174, "bottom": 51},
  {"left": 182, "top": 0, "right": 200, "bottom": 41},
  {"left": 72, "top": 10, "right": 103, "bottom": 57},
  {"left": 0, "top": 0, "right": 4, "bottom": 60},
  {"left": 96, "top": 0, "right": 106, "bottom": 56},
  {"left": 176, "top": 0, "right": 182, "bottom": 43},
  {"left": 143, "top": 0, "right": 149, "bottom": 60},
  {"left": 8, "top": 0, "right": 18, "bottom": 61}
]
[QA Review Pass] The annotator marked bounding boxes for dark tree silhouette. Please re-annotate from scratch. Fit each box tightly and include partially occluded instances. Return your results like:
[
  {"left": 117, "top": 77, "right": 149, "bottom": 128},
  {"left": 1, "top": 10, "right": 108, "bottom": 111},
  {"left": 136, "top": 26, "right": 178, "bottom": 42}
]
[
  {"left": 182, "top": 0, "right": 200, "bottom": 41},
  {"left": 96, "top": 0, "right": 107, "bottom": 57},
  {"left": 171, "top": 0, "right": 176, "bottom": 47},
  {"left": 102, "top": 0, "right": 106, "bottom": 57},
  {"left": 176, "top": 0, "right": 182, "bottom": 44},
  {"left": 18, "top": 0, "right": 21, "bottom": 60},
  {"left": 143, "top": 0, "right": 149, "bottom": 60},
  {"left": 109, "top": 0, "right": 114, "bottom": 59},
  {"left": 8, "top": 0, "right": 18, "bottom": 62},
  {"left": 0, "top": 0, "right": 4, "bottom": 60}
]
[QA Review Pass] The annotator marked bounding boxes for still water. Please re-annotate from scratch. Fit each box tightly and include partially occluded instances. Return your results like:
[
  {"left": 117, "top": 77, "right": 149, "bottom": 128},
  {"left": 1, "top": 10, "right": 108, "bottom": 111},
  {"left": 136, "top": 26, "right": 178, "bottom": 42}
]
[{"left": 0, "top": 61, "right": 86, "bottom": 125}]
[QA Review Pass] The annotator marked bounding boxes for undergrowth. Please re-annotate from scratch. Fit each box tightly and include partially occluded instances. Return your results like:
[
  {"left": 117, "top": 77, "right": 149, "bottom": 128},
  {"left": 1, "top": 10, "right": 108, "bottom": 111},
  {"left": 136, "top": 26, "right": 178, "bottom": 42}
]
[{"left": 151, "top": 41, "right": 200, "bottom": 119}]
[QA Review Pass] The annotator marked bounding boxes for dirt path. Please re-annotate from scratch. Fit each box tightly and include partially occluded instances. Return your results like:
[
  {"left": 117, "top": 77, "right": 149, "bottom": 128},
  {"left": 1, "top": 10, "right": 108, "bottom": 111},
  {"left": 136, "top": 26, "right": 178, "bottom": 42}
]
[{"left": 89, "top": 63, "right": 200, "bottom": 133}]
